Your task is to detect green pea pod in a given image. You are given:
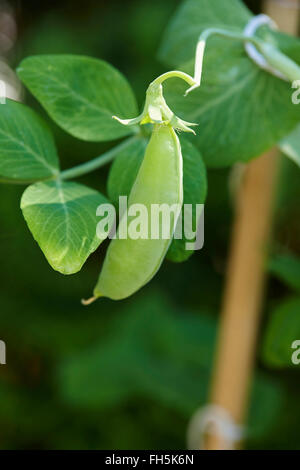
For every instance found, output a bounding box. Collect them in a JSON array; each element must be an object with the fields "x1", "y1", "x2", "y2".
[{"x1": 93, "y1": 124, "x2": 183, "y2": 301}]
